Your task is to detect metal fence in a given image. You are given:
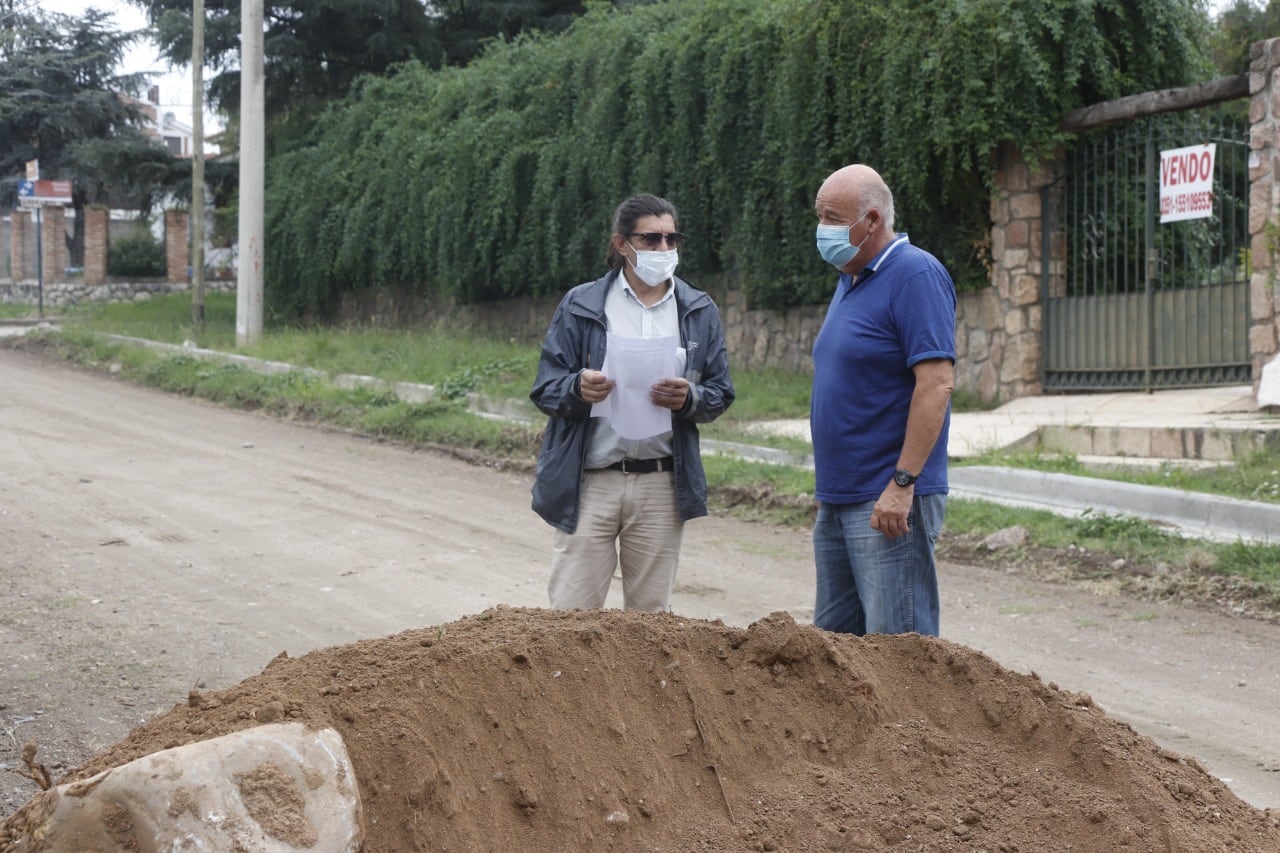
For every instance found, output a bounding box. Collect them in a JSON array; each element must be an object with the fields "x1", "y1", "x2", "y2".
[{"x1": 1042, "y1": 112, "x2": 1251, "y2": 391}]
